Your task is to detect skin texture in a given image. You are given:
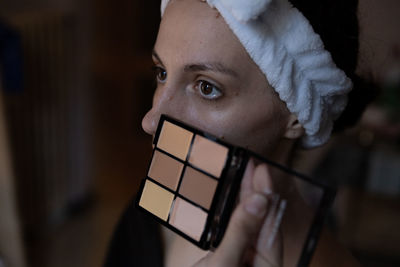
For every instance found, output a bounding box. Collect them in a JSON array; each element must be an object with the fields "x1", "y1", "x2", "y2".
[
  {"x1": 141, "y1": 0, "x2": 304, "y2": 159},
  {"x1": 141, "y1": 0, "x2": 360, "y2": 266}
]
